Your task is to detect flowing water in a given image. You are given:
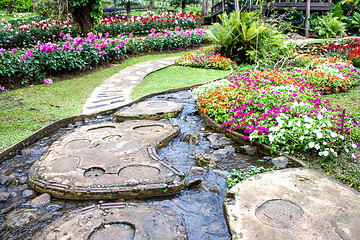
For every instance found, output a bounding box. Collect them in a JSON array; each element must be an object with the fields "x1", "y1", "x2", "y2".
[{"x1": 0, "y1": 90, "x2": 267, "y2": 240}]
